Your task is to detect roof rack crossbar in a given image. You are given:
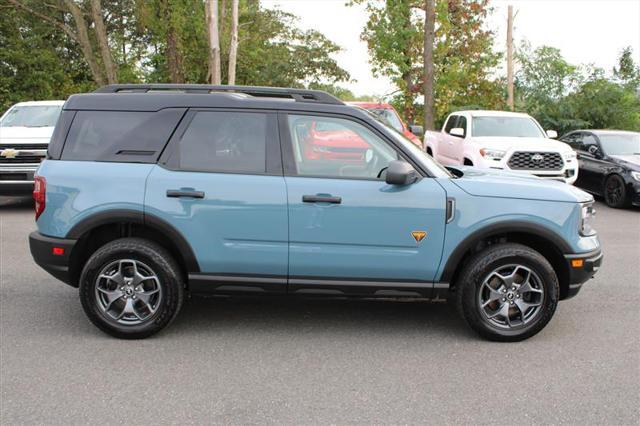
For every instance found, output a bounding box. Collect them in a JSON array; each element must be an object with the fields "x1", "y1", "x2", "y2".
[{"x1": 94, "y1": 84, "x2": 343, "y2": 105}]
